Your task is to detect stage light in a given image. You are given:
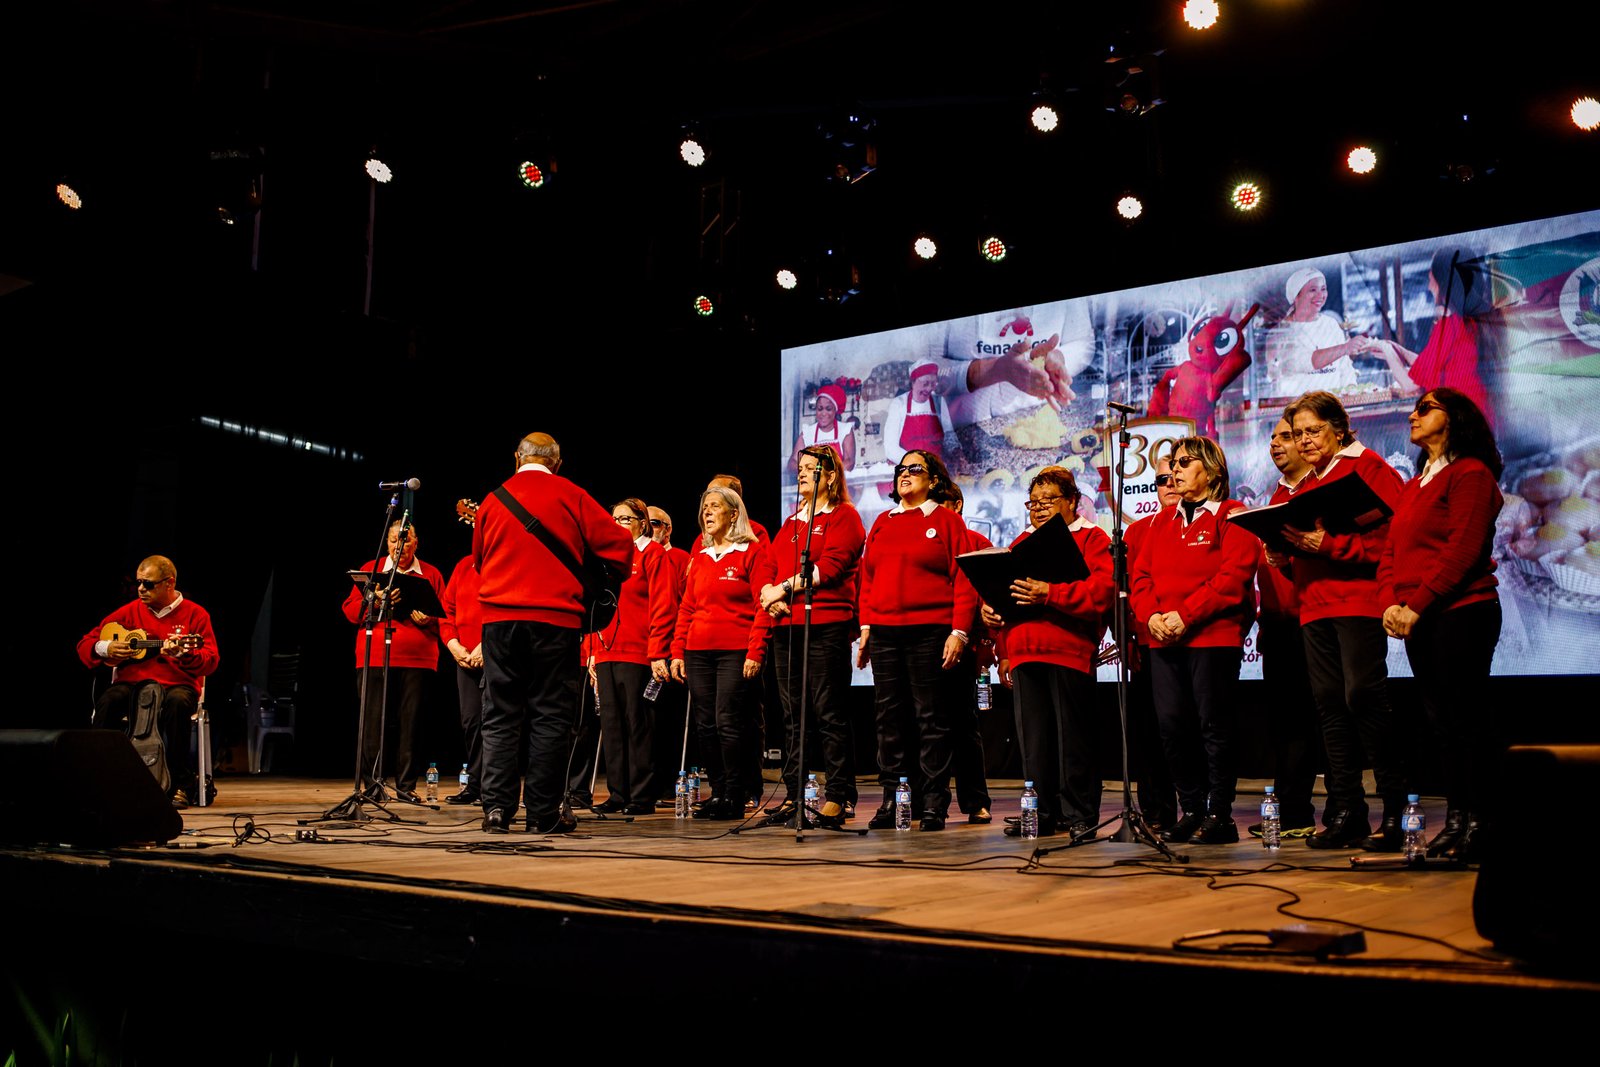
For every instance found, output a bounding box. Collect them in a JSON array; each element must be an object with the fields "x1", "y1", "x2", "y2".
[
  {"x1": 1573, "y1": 96, "x2": 1600, "y2": 131},
  {"x1": 1230, "y1": 181, "x2": 1262, "y2": 211},
  {"x1": 1347, "y1": 146, "x2": 1378, "y2": 174},
  {"x1": 913, "y1": 236, "x2": 938, "y2": 260},
  {"x1": 693, "y1": 294, "x2": 714, "y2": 316},
  {"x1": 1182, "y1": 1, "x2": 1220, "y2": 30},
  {"x1": 980, "y1": 236, "x2": 1008, "y2": 262},
  {"x1": 1116, "y1": 195, "x2": 1143, "y2": 220},
  {"x1": 55, "y1": 182, "x2": 82, "y2": 209},
  {"x1": 679, "y1": 136, "x2": 706, "y2": 167},
  {"x1": 1030, "y1": 104, "x2": 1059, "y2": 133},
  {"x1": 519, "y1": 161, "x2": 546, "y2": 188},
  {"x1": 365, "y1": 157, "x2": 393, "y2": 183},
  {"x1": 776, "y1": 269, "x2": 798, "y2": 290}
]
